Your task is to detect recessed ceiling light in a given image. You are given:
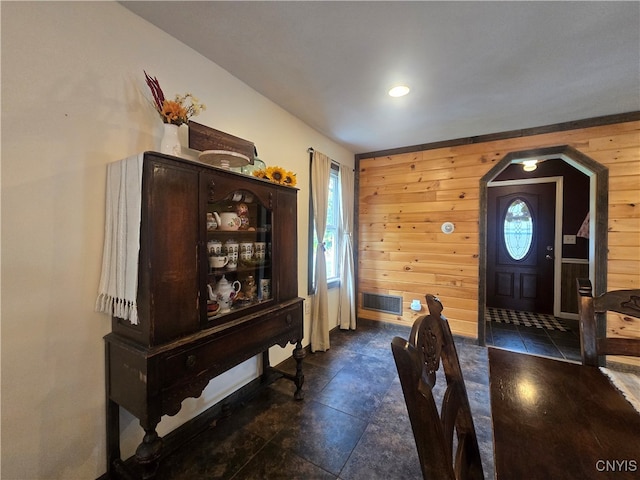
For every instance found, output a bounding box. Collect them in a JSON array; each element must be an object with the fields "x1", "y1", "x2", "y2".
[
  {"x1": 388, "y1": 85, "x2": 410, "y2": 97},
  {"x1": 522, "y1": 160, "x2": 538, "y2": 172}
]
